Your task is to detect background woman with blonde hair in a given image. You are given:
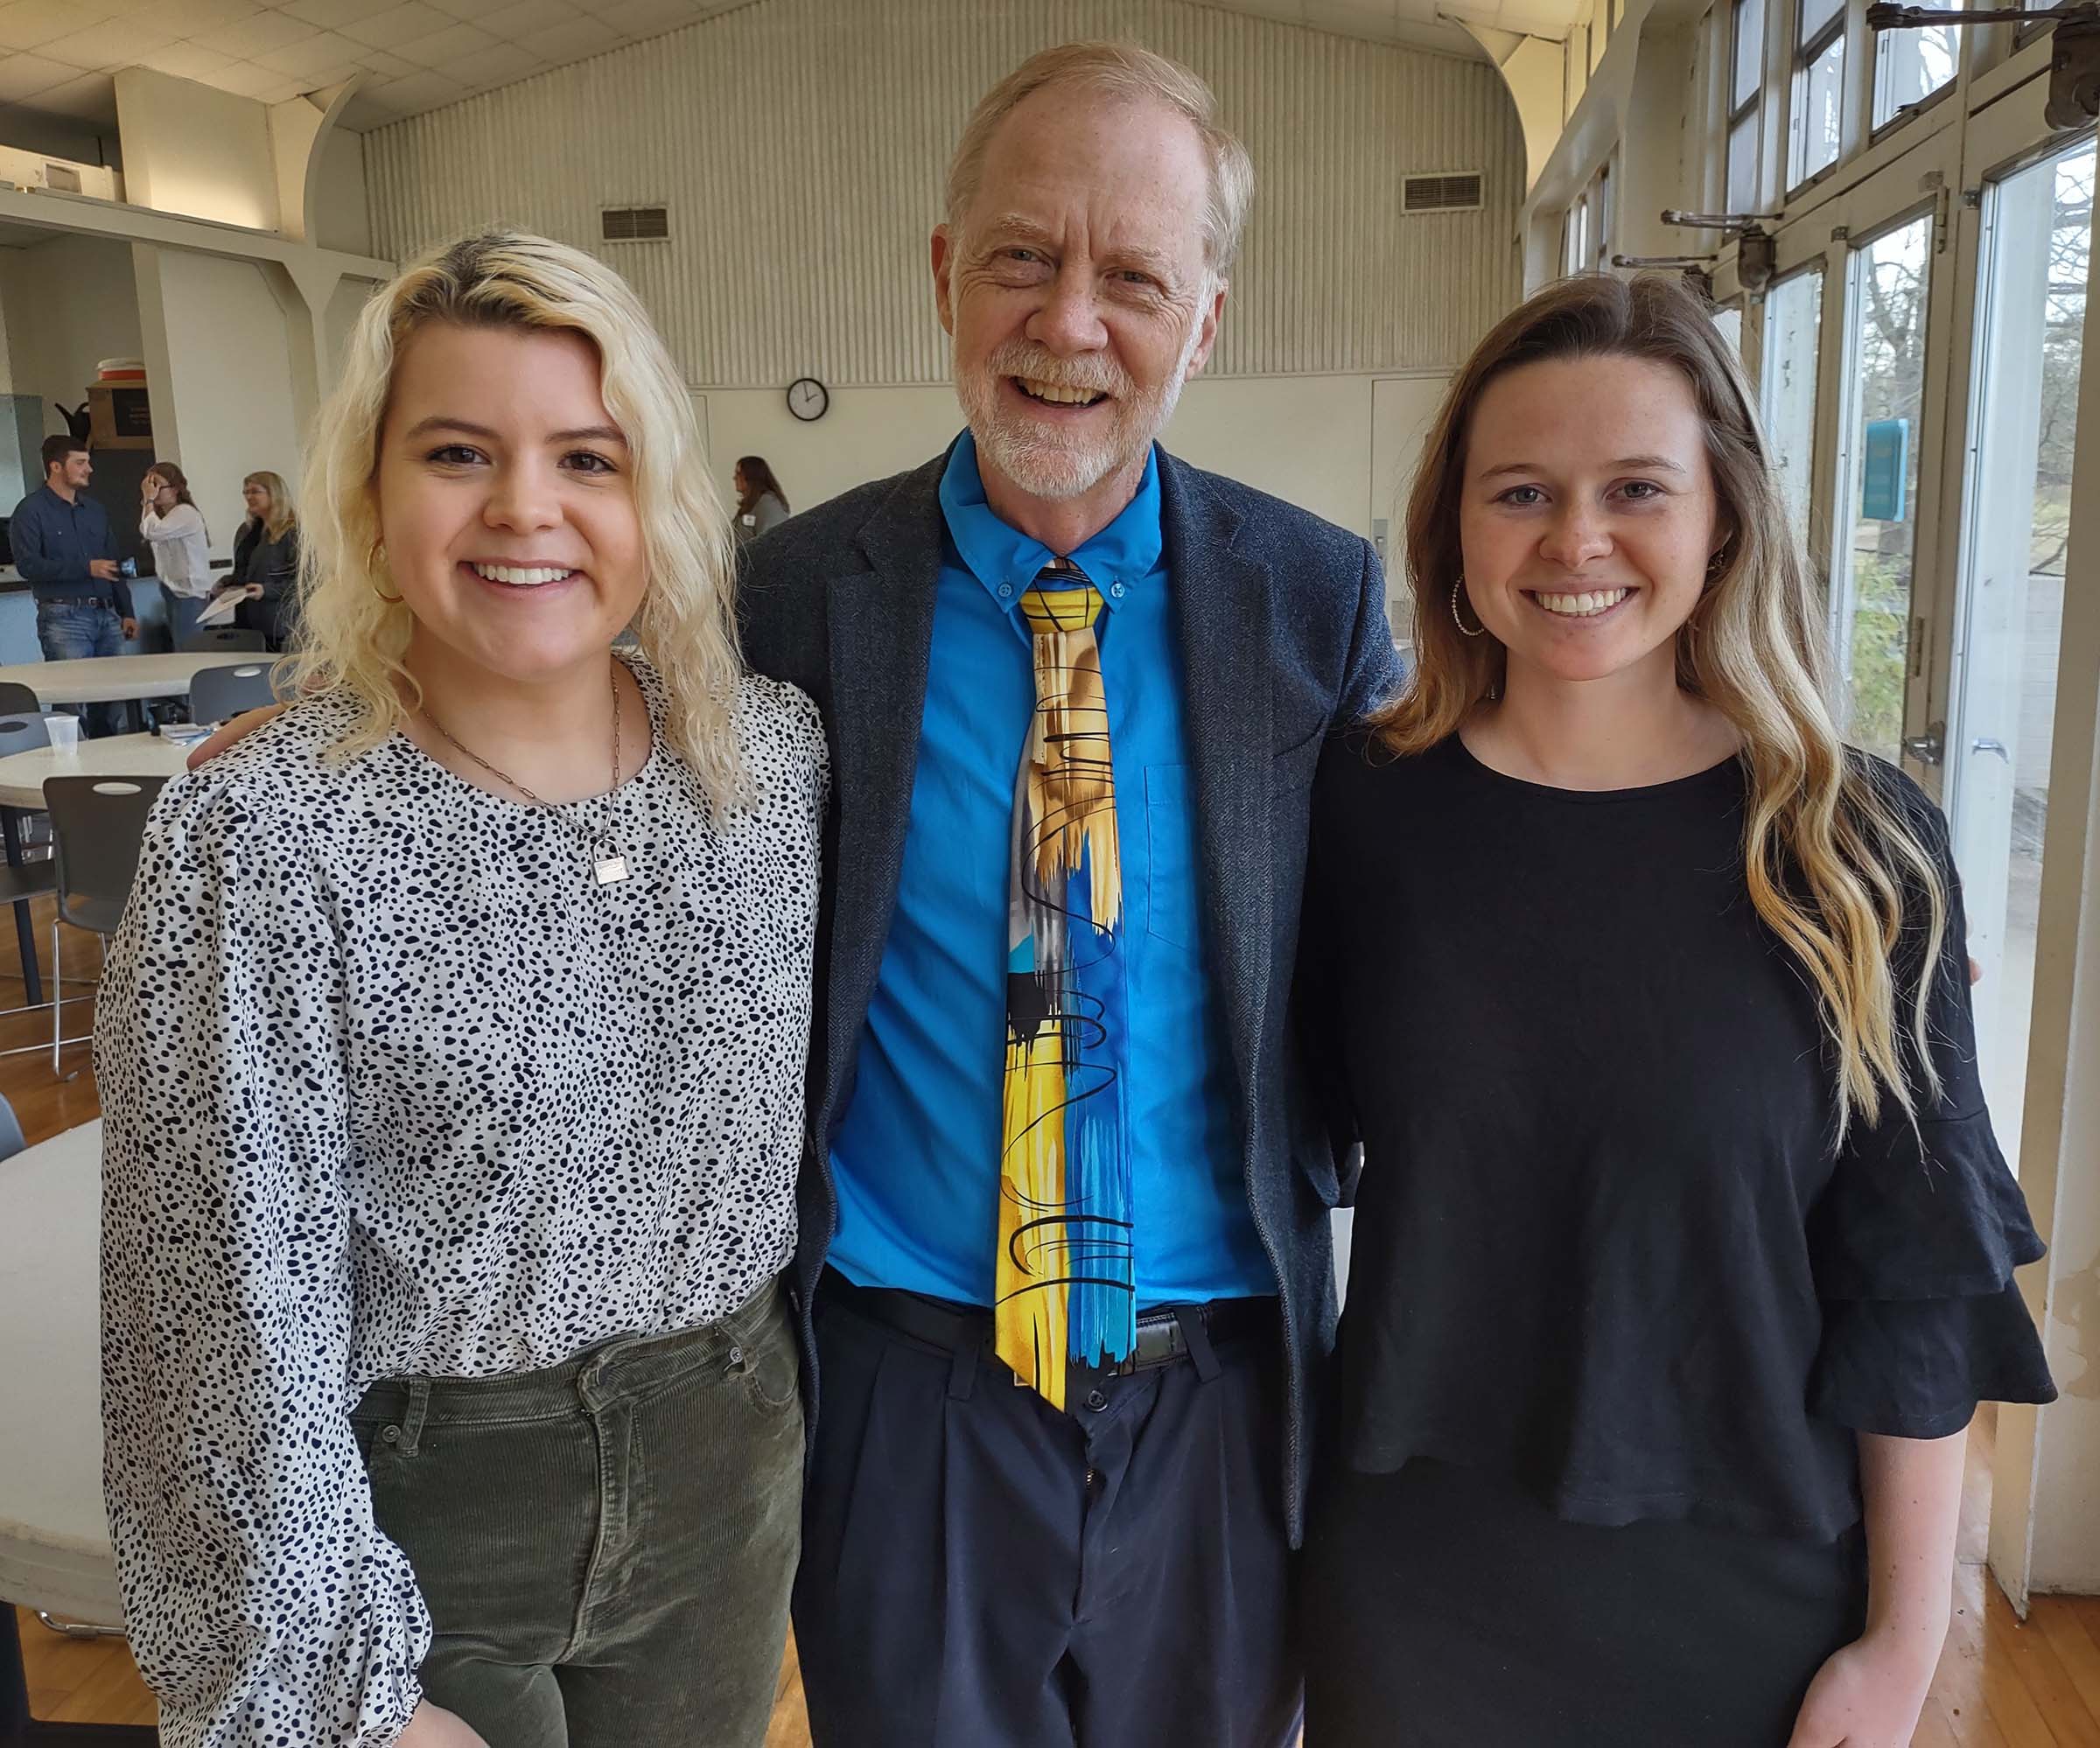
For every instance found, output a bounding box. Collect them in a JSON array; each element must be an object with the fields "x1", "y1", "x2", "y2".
[
  {"x1": 1297, "y1": 272, "x2": 2053, "y2": 1745},
  {"x1": 97, "y1": 231, "x2": 824, "y2": 1748},
  {"x1": 215, "y1": 468, "x2": 301, "y2": 649}
]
